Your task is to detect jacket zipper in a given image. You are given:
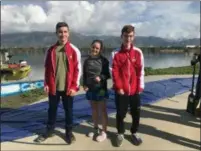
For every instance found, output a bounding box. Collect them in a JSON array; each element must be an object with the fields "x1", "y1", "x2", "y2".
[
  {"x1": 52, "y1": 55, "x2": 56, "y2": 77},
  {"x1": 51, "y1": 49, "x2": 56, "y2": 94},
  {"x1": 128, "y1": 53, "x2": 131, "y2": 95},
  {"x1": 65, "y1": 52, "x2": 69, "y2": 91}
]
